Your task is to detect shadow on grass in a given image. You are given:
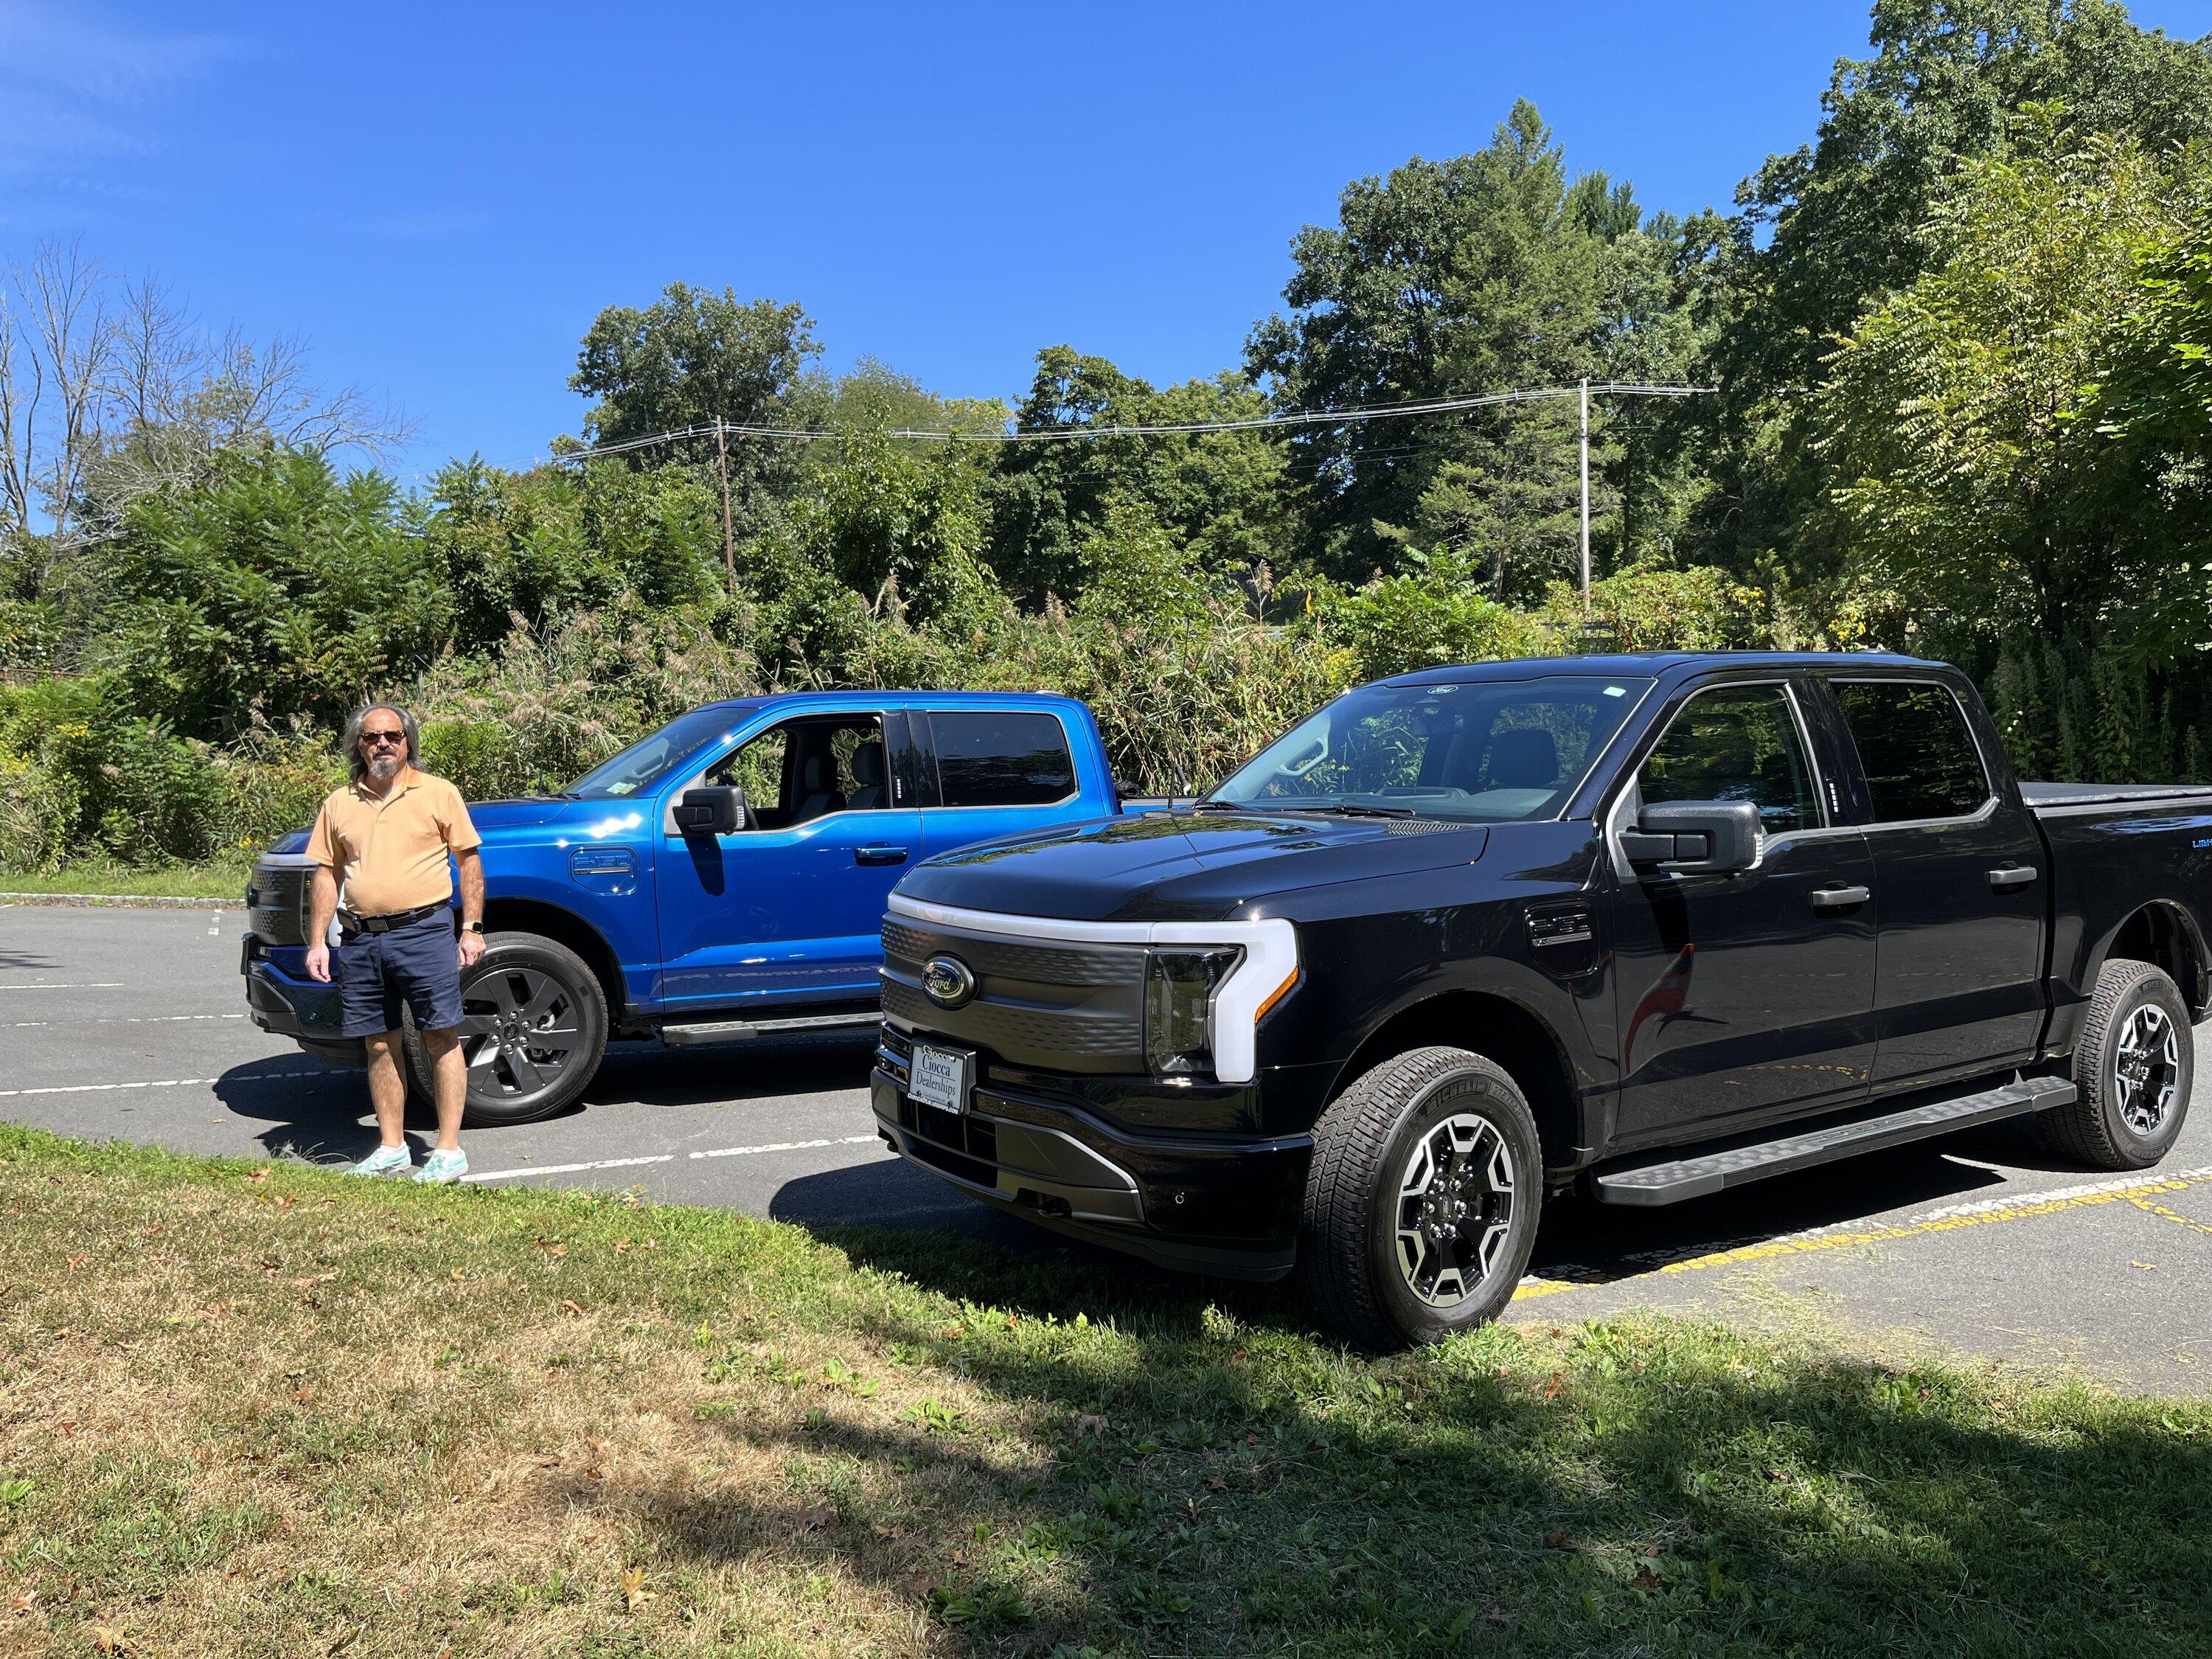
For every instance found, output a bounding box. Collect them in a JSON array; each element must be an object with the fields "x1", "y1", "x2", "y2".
[{"x1": 627, "y1": 1208, "x2": 2212, "y2": 1655}]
